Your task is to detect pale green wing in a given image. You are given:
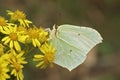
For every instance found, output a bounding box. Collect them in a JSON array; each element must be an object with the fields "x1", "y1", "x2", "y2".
[
  {"x1": 51, "y1": 24, "x2": 103, "y2": 71},
  {"x1": 52, "y1": 38, "x2": 86, "y2": 71}
]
